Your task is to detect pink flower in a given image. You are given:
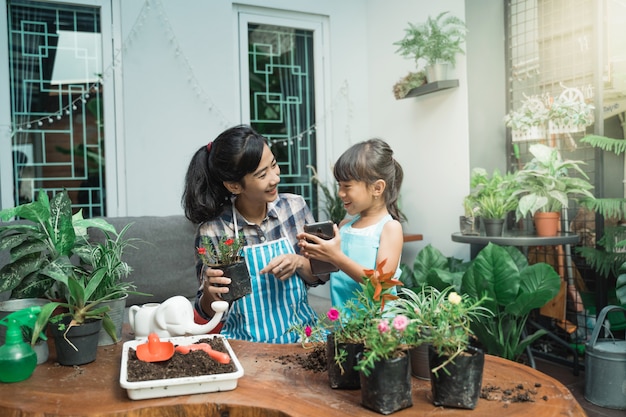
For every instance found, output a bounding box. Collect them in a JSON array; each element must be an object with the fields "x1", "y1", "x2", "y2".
[
  {"x1": 377, "y1": 319, "x2": 390, "y2": 333},
  {"x1": 392, "y1": 315, "x2": 409, "y2": 332},
  {"x1": 327, "y1": 308, "x2": 340, "y2": 321},
  {"x1": 305, "y1": 326, "x2": 312, "y2": 337}
]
